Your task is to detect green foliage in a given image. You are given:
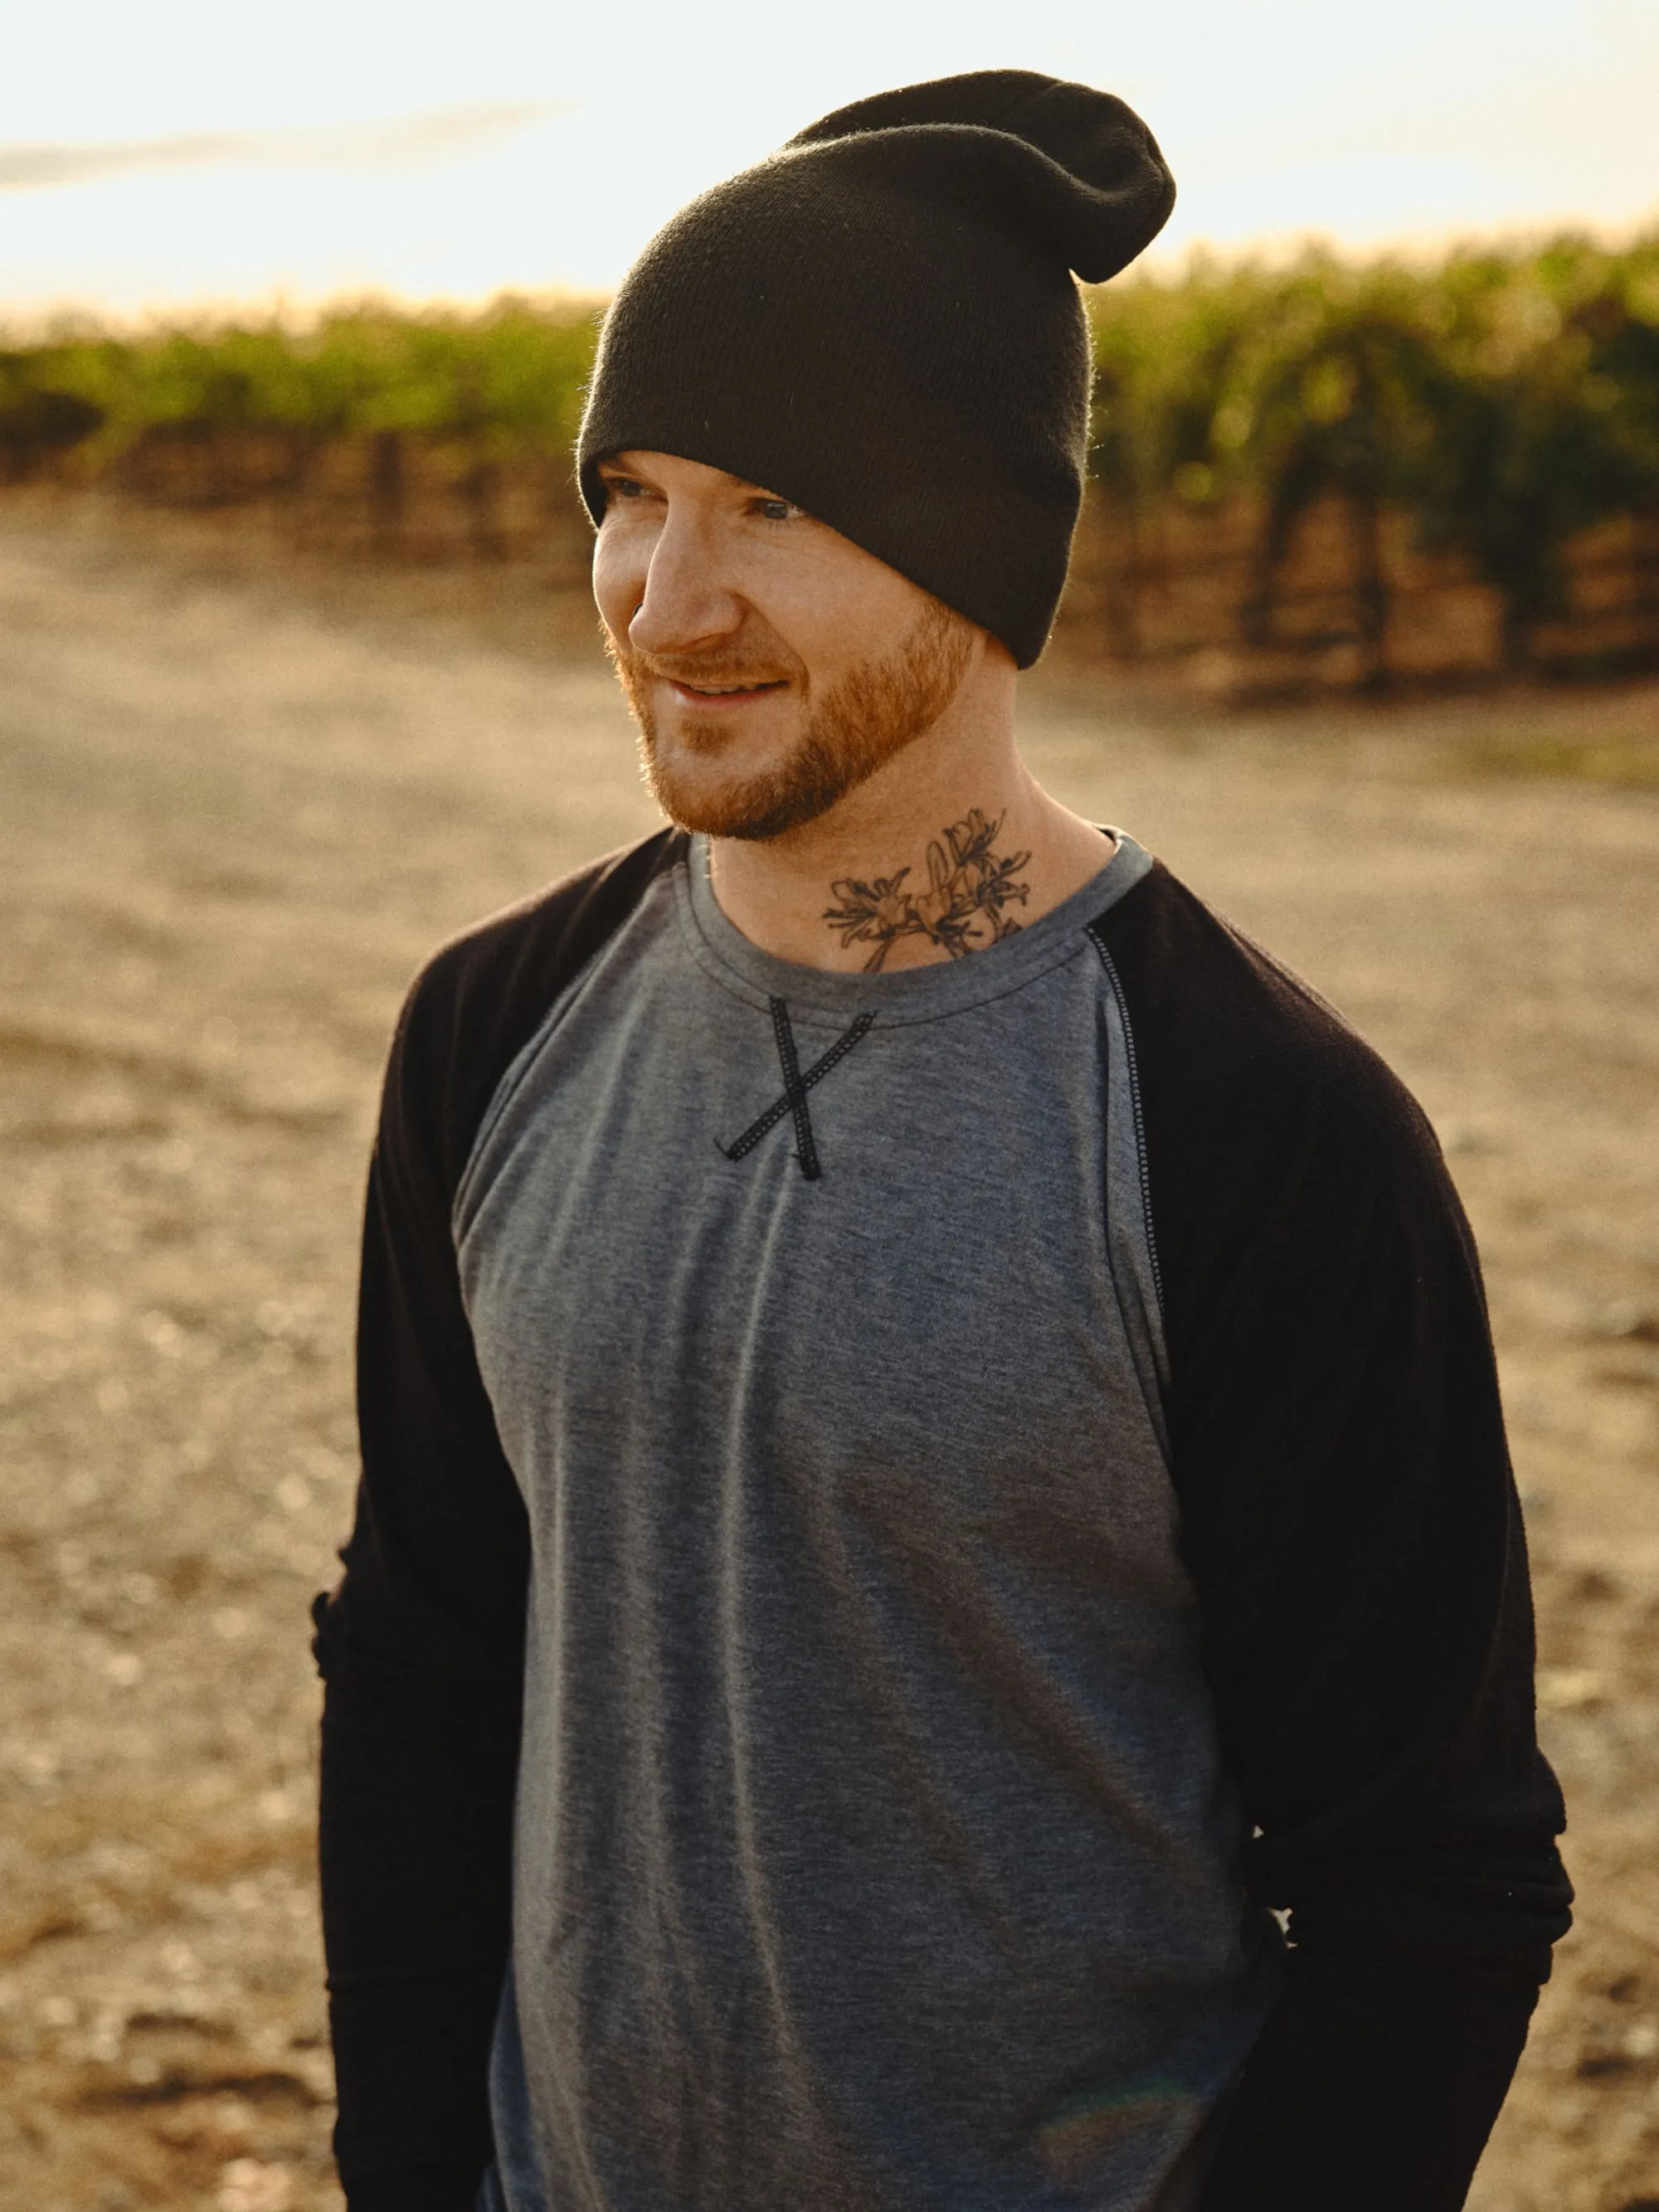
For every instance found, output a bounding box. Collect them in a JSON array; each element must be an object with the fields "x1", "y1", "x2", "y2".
[
  {"x1": 2, "y1": 238, "x2": 1656, "y2": 661},
  {"x1": 1085, "y1": 231, "x2": 1659, "y2": 664},
  {"x1": 0, "y1": 352, "x2": 104, "y2": 476},
  {"x1": 0, "y1": 296, "x2": 603, "y2": 469}
]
